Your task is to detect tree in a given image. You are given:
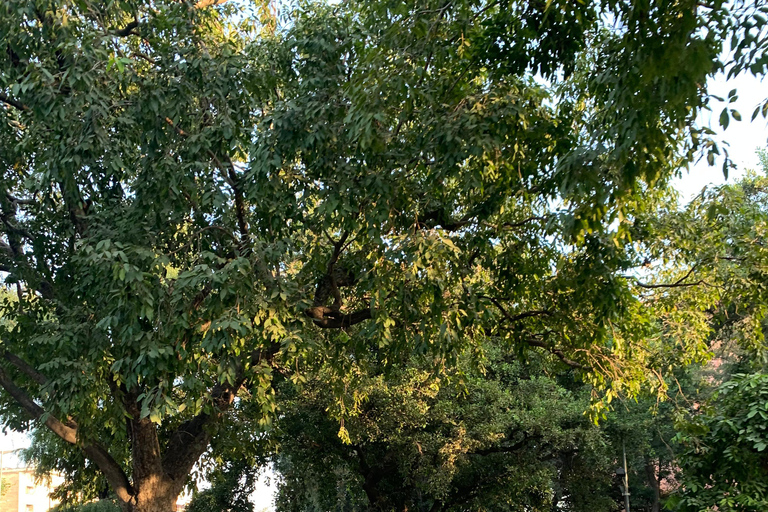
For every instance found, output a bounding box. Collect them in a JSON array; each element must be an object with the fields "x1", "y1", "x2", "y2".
[
  {"x1": 650, "y1": 158, "x2": 768, "y2": 512},
  {"x1": 185, "y1": 458, "x2": 259, "y2": 512},
  {"x1": 272, "y1": 348, "x2": 616, "y2": 512},
  {"x1": 1, "y1": 1, "x2": 765, "y2": 511},
  {"x1": 674, "y1": 373, "x2": 768, "y2": 512}
]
